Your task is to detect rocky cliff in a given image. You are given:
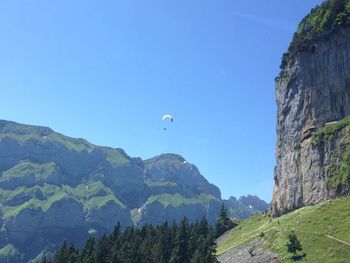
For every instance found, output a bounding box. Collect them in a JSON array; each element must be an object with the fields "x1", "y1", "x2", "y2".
[
  {"x1": 0, "y1": 120, "x2": 221, "y2": 262},
  {"x1": 272, "y1": 1, "x2": 350, "y2": 216}
]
